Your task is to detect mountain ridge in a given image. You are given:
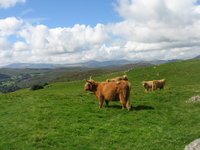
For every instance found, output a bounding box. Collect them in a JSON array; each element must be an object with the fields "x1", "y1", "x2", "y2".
[{"x1": 2, "y1": 59, "x2": 181, "y2": 69}]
